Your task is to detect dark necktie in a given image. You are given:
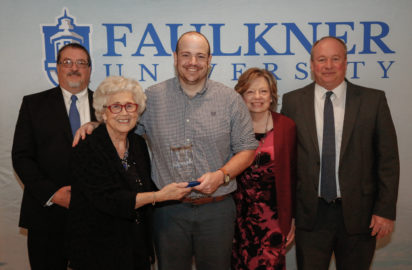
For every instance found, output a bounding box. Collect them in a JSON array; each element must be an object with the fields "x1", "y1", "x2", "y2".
[
  {"x1": 69, "y1": 95, "x2": 80, "y2": 137},
  {"x1": 321, "y1": 91, "x2": 337, "y2": 202}
]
